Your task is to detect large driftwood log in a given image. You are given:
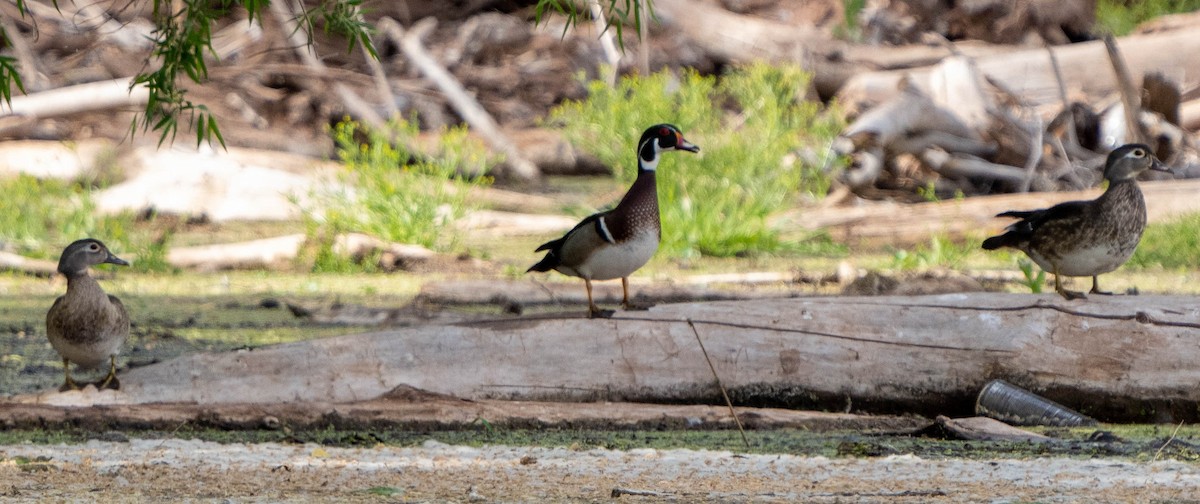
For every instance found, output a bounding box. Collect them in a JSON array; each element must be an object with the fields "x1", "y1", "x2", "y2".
[{"x1": 58, "y1": 294, "x2": 1200, "y2": 423}]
